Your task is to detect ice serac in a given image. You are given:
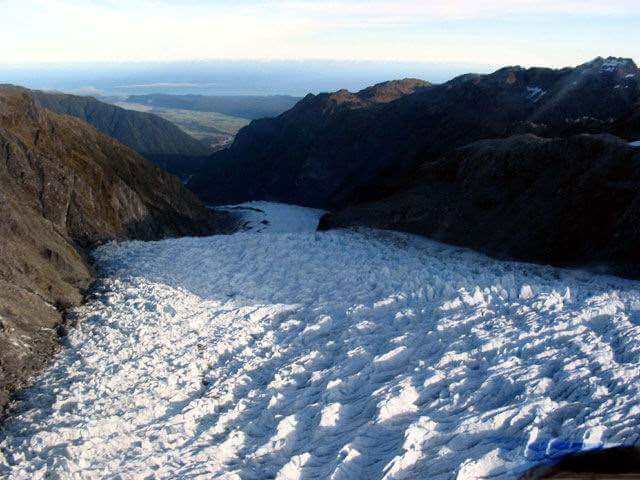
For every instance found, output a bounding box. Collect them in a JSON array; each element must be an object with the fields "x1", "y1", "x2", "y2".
[
  {"x1": 190, "y1": 58, "x2": 639, "y2": 209},
  {"x1": 0, "y1": 85, "x2": 236, "y2": 414},
  {"x1": 320, "y1": 133, "x2": 640, "y2": 278},
  {"x1": 30, "y1": 89, "x2": 211, "y2": 178}
]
